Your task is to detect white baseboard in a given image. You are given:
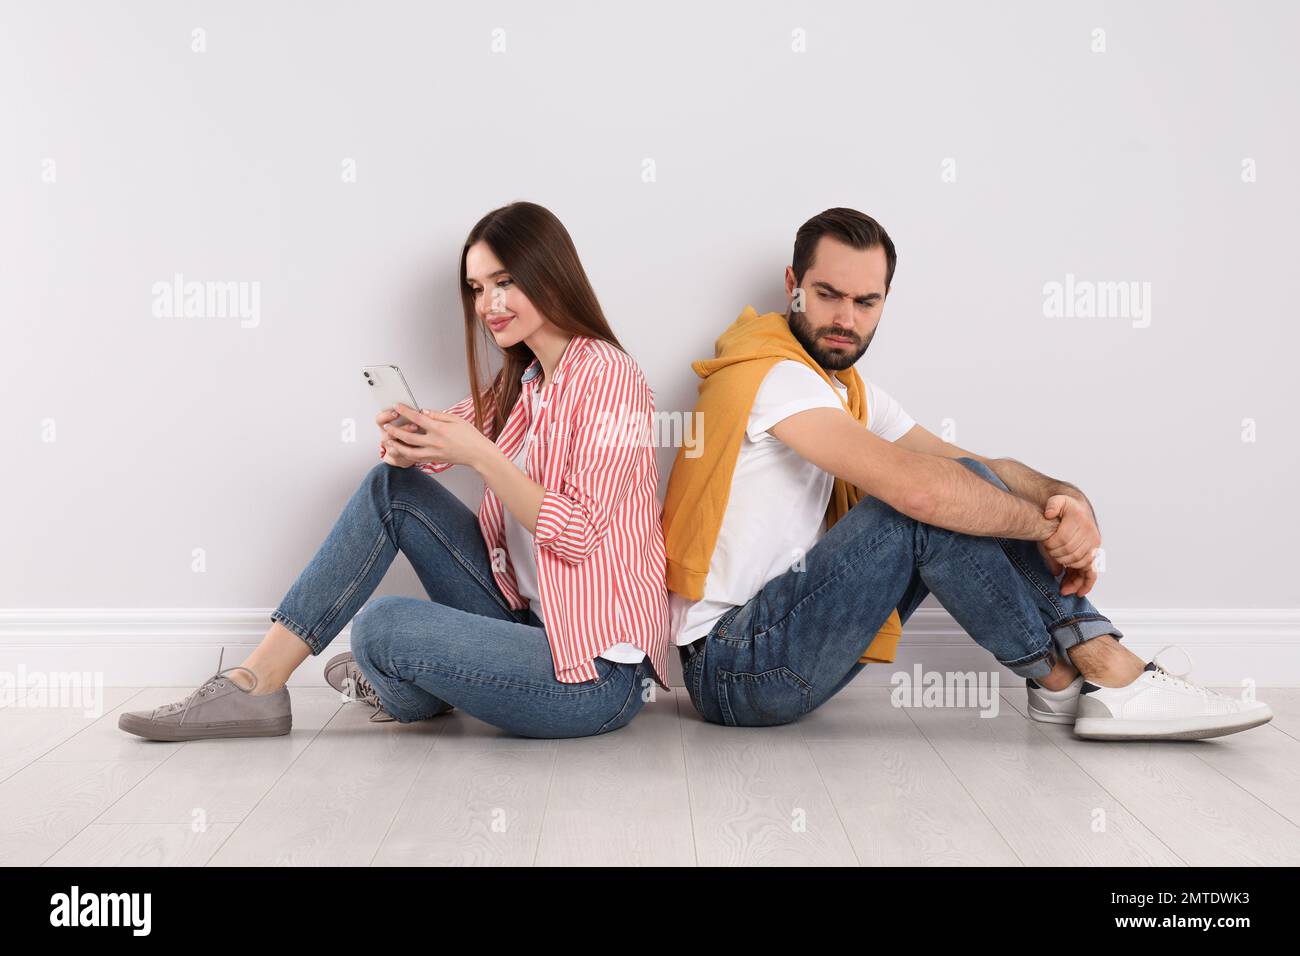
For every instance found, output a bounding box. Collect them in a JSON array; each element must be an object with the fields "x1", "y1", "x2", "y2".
[{"x1": 0, "y1": 607, "x2": 1297, "y2": 688}]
